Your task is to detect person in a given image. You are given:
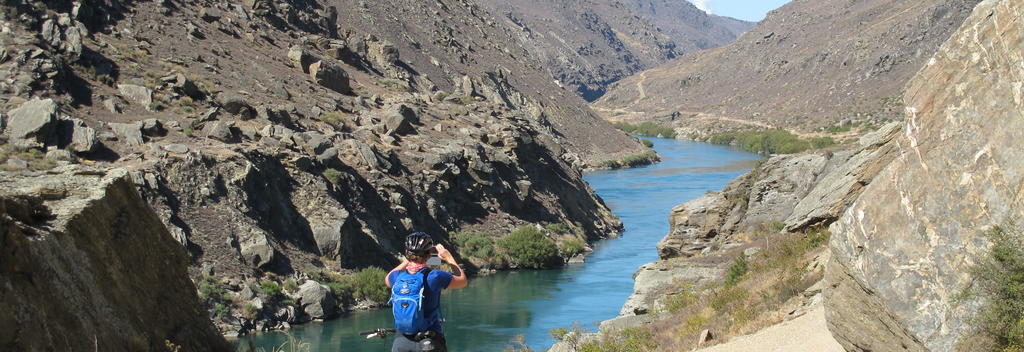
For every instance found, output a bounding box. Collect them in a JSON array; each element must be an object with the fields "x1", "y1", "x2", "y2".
[{"x1": 386, "y1": 232, "x2": 468, "y2": 352}]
